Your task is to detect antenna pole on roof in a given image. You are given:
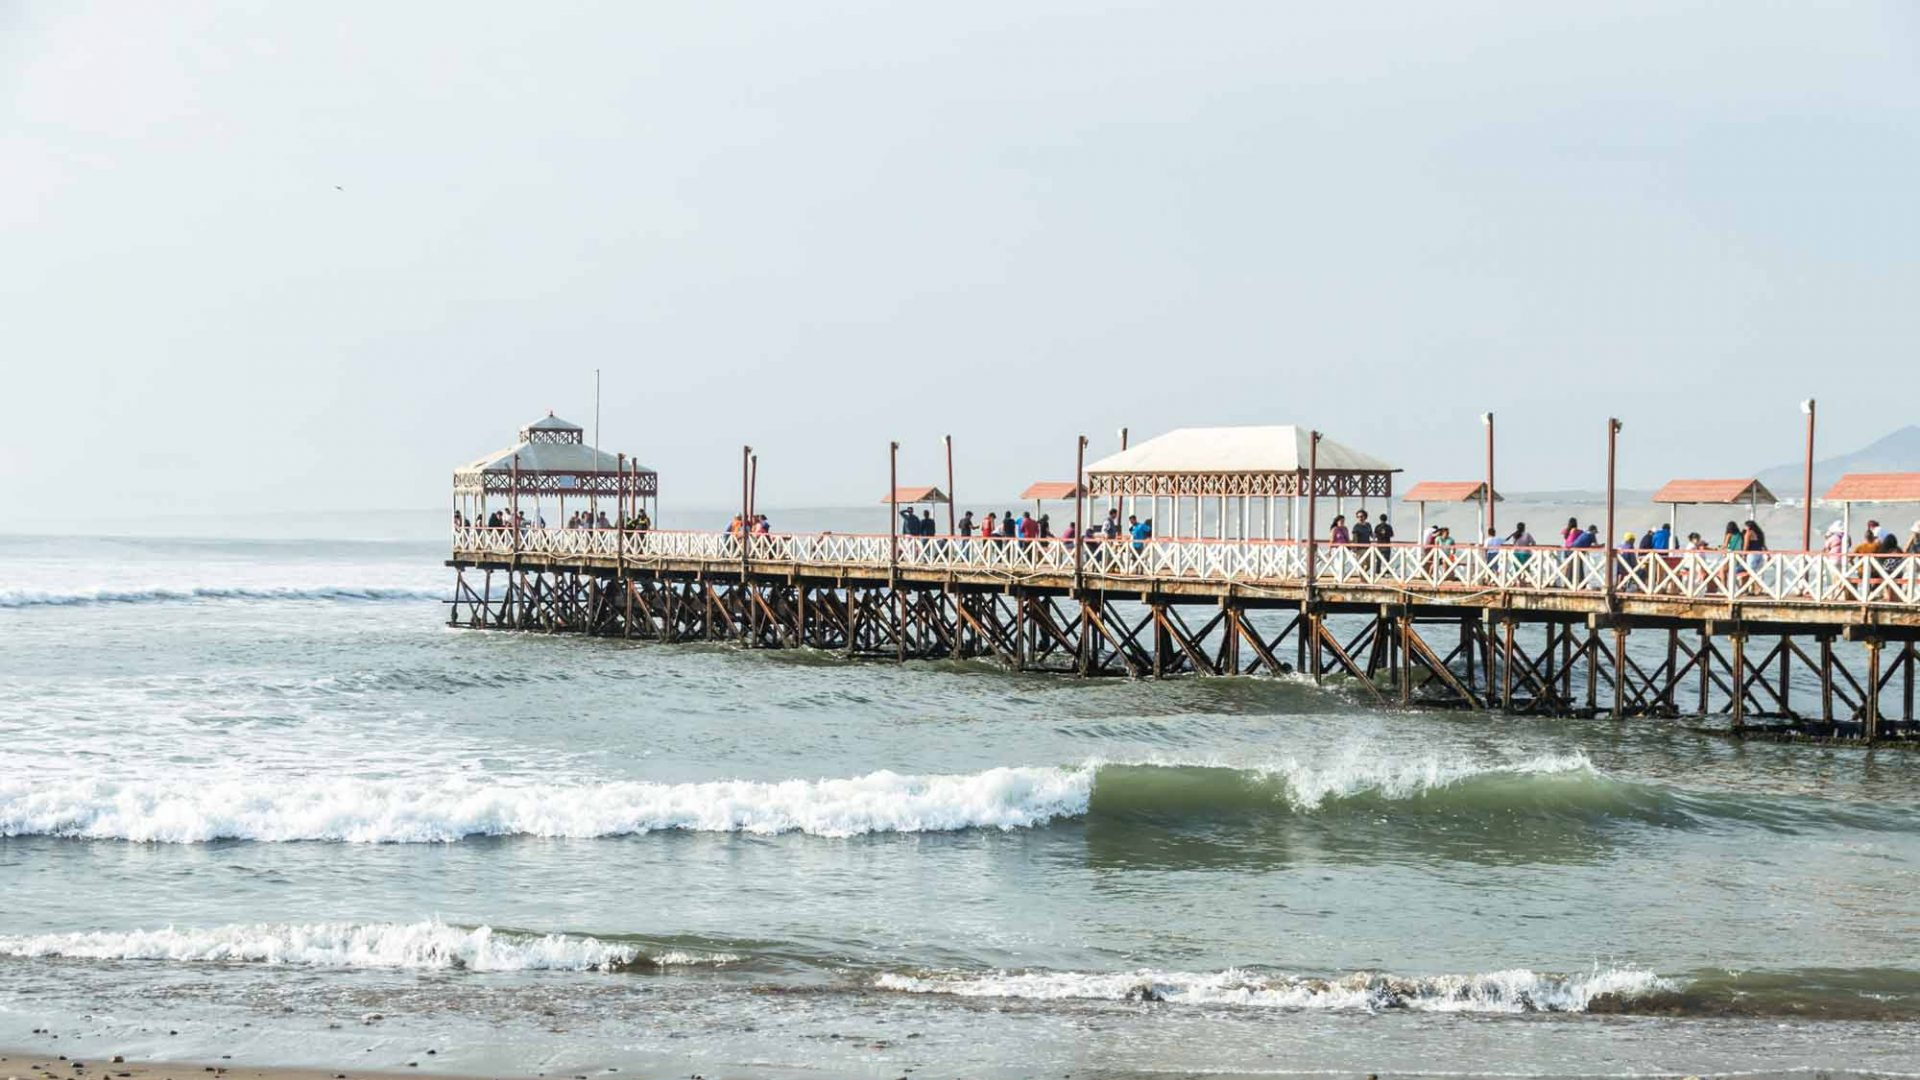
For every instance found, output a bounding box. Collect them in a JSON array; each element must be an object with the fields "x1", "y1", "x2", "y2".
[{"x1": 594, "y1": 368, "x2": 602, "y2": 455}]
